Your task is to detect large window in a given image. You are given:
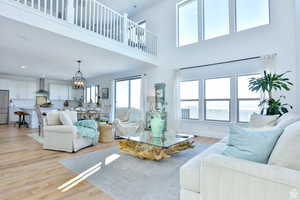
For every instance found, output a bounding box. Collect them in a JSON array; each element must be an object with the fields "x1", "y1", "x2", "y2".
[
  {"x1": 176, "y1": 0, "x2": 270, "y2": 45},
  {"x1": 205, "y1": 78, "x2": 231, "y2": 121},
  {"x1": 115, "y1": 77, "x2": 141, "y2": 109},
  {"x1": 204, "y1": 0, "x2": 229, "y2": 40},
  {"x1": 237, "y1": 75, "x2": 261, "y2": 122},
  {"x1": 180, "y1": 81, "x2": 199, "y2": 119},
  {"x1": 177, "y1": 0, "x2": 198, "y2": 46},
  {"x1": 236, "y1": 0, "x2": 270, "y2": 32},
  {"x1": 86, "y1": 85, "x2": 99, "y2": 103}
]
